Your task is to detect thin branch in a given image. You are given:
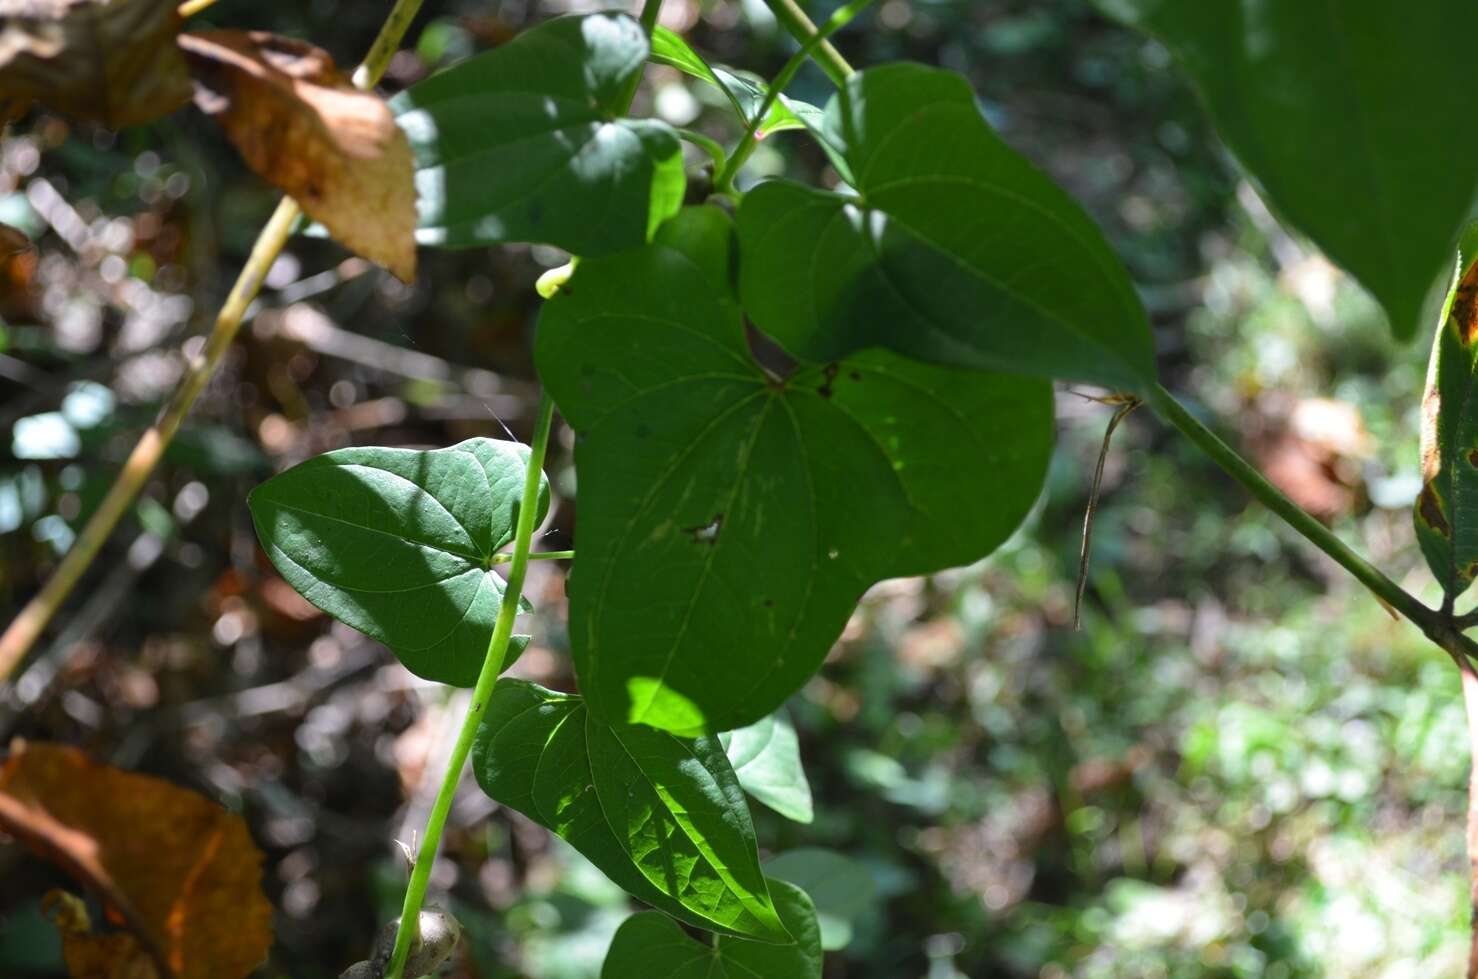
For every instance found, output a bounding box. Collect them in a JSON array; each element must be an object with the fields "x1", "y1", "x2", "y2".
[
  {"x1": 1075, "y1": 397, "x2": 1139, "y2": 629},
  {"x1": 1145, "y1": 383, "x2": 1478, "y2": 663},
  {"x1": 761, "y1": 0, "x2": 854, "y2": 86},
  {"x1": 0, "y1": 0, "x2": 430, "y2": 681}
]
